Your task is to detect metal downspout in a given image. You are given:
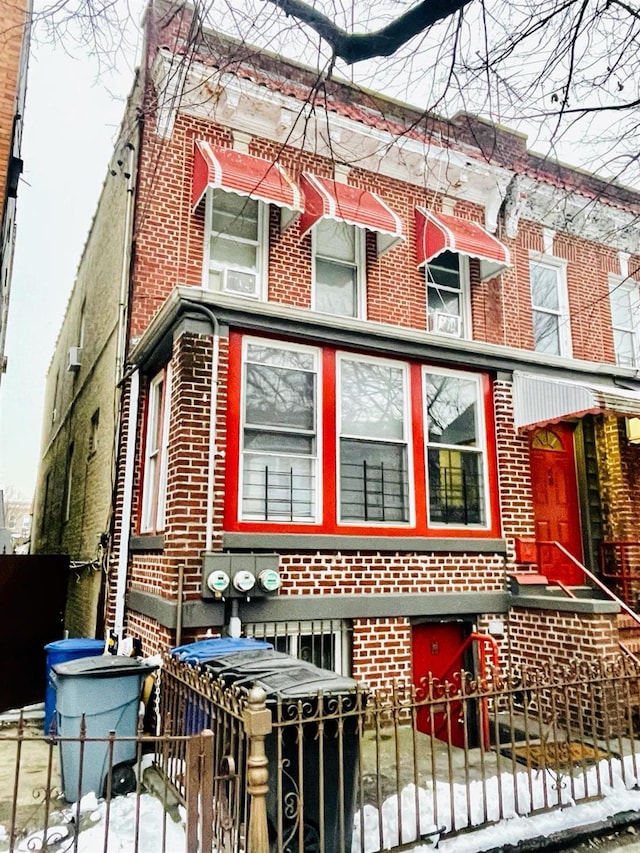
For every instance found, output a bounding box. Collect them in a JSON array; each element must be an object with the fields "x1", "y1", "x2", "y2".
[{"x1": 114, "y1": 368, "x2": 139, "y2": 637}]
